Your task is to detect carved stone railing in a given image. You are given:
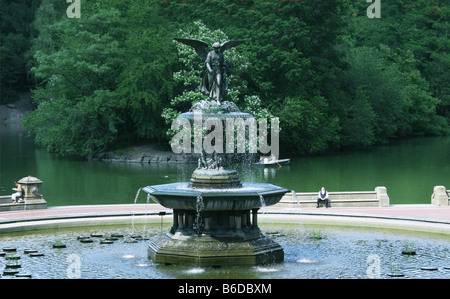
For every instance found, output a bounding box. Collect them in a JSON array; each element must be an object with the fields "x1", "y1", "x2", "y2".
[{"x1": 276, "y1": 187, "x2": 390, "y2": 208}]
